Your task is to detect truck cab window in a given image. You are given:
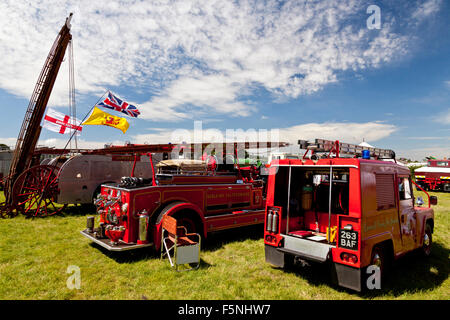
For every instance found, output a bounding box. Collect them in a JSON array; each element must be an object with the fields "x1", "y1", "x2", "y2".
[{"x1": 399, "y1": 177, "x2": 412, "y2": 201}]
